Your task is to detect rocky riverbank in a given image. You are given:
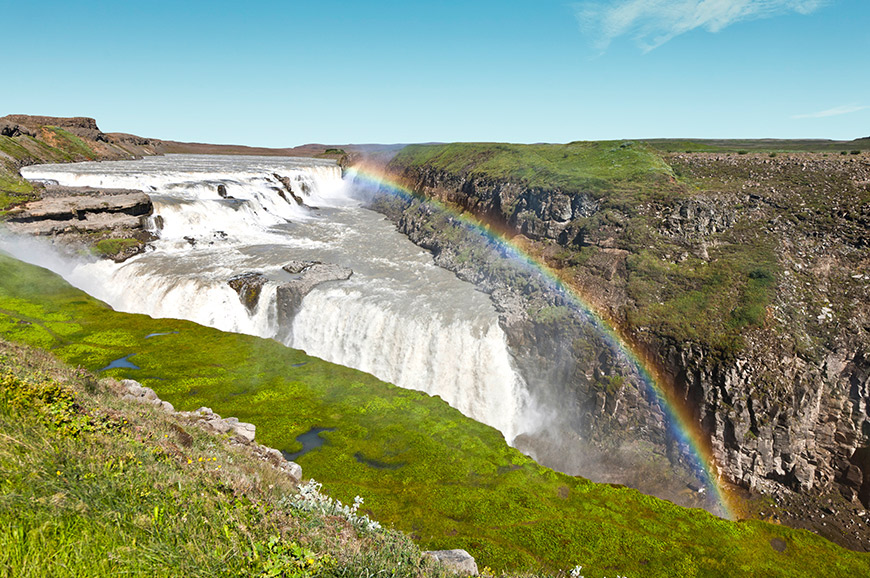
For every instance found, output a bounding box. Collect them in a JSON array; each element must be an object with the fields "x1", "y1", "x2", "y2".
[{"x1": 4, "y1": 184, "x2": 155, "y2": 261}]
